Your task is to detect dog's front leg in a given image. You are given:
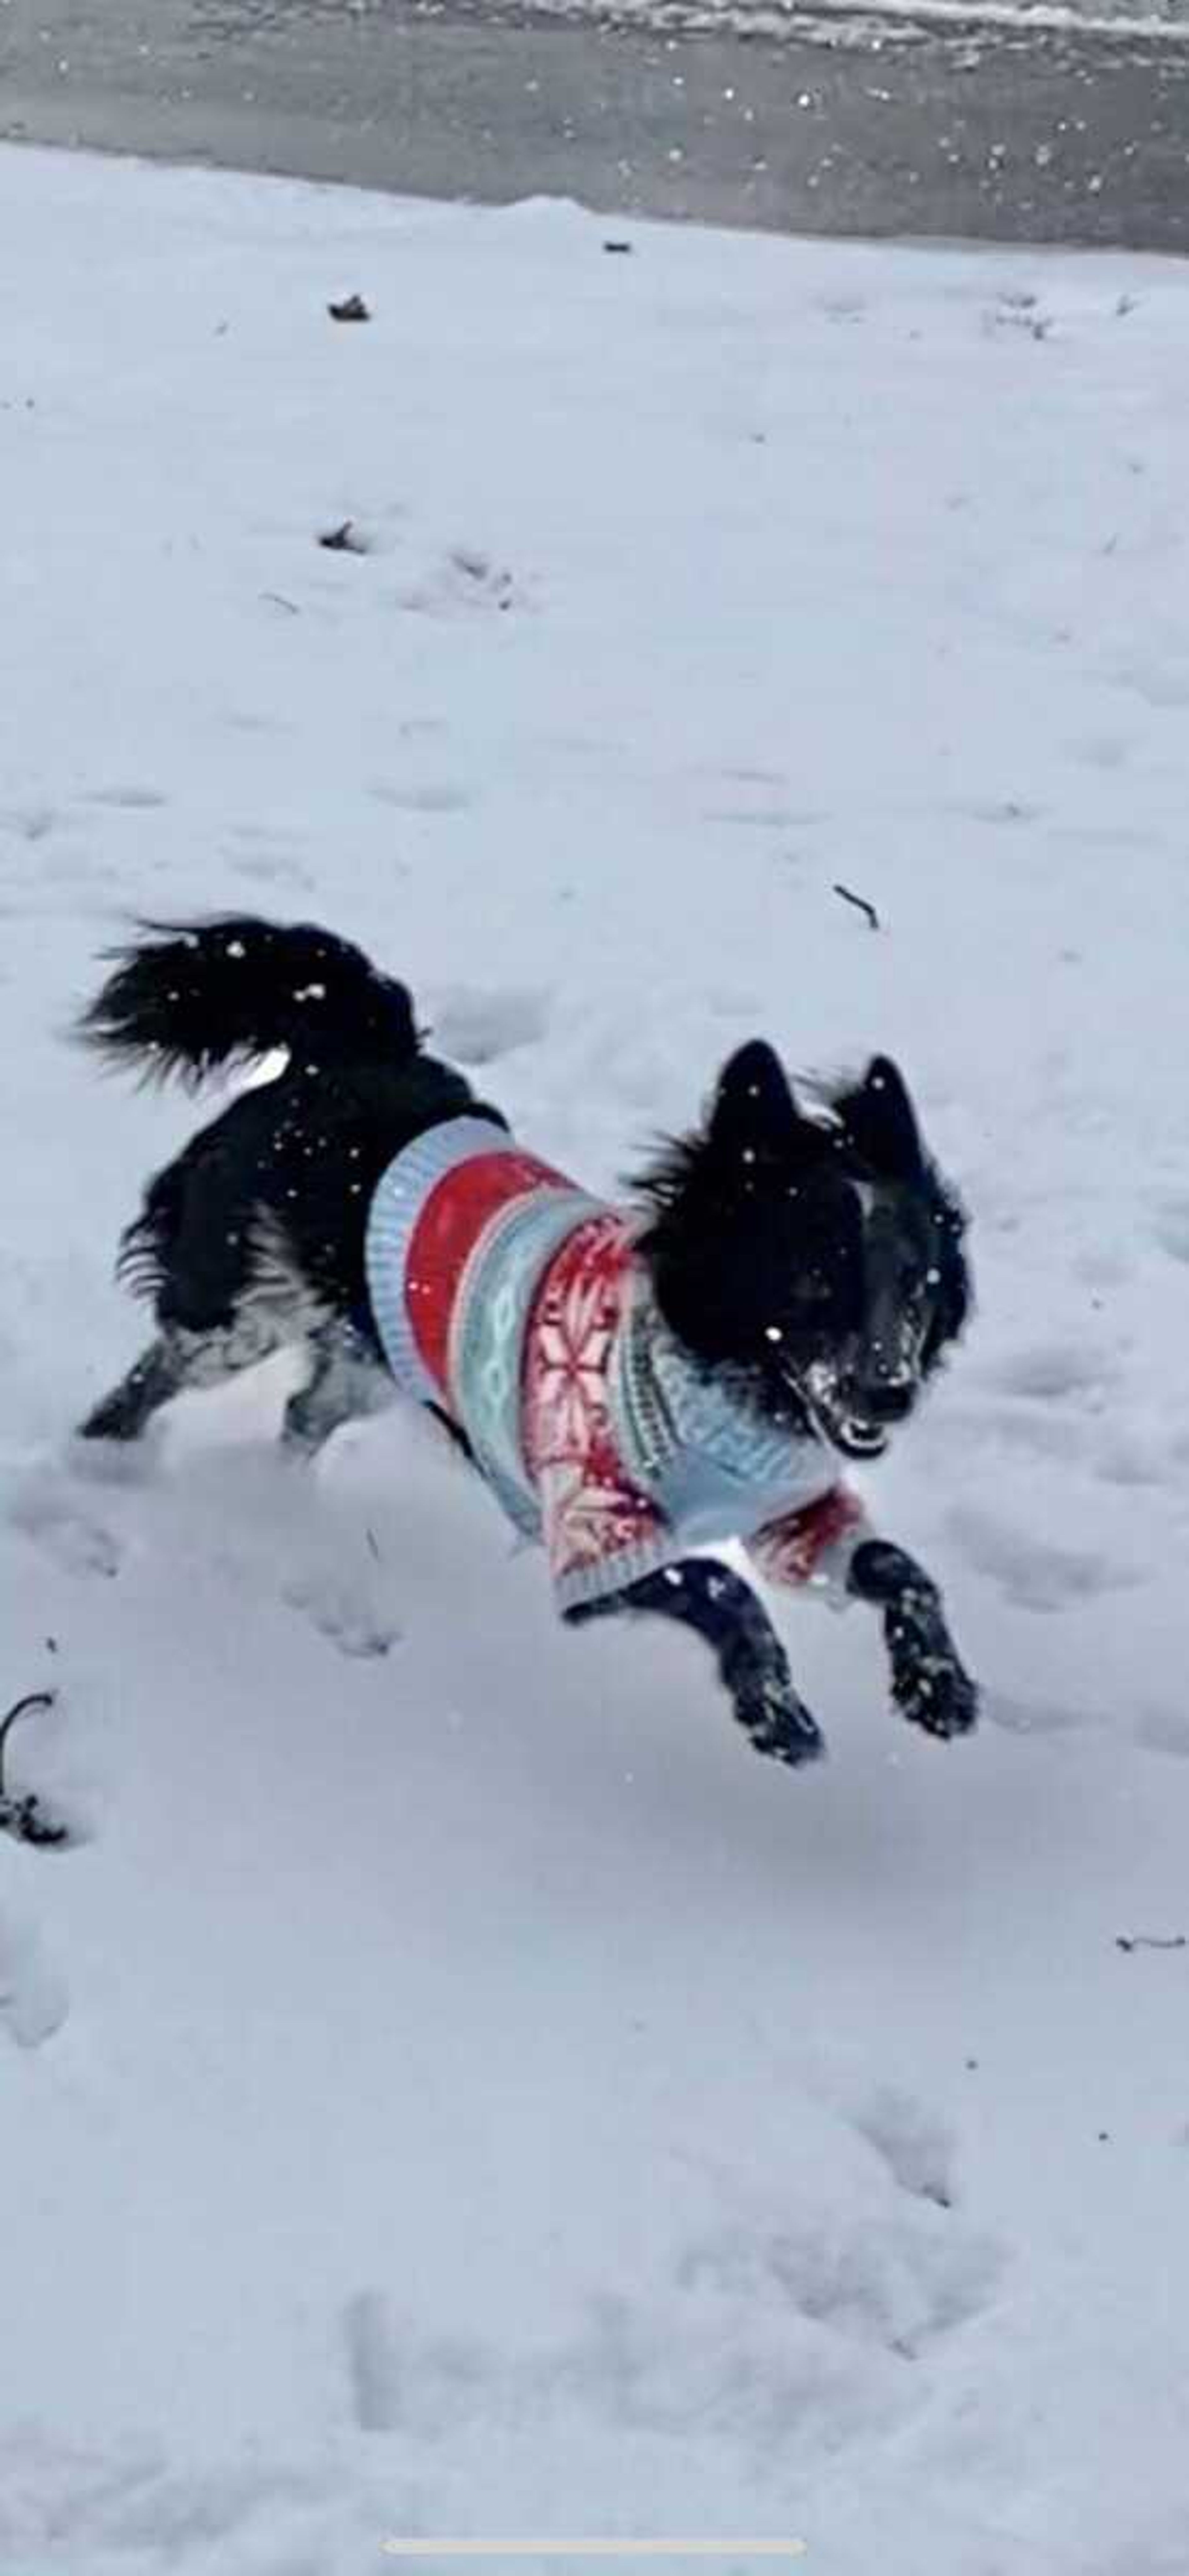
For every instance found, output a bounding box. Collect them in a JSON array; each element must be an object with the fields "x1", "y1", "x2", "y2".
[
  {"x1": 847, "y1": 1539, "x2": 978, "y2": 1741},
  {"x1": 568, "y1": 1559, "x2": 825, "y2": 1767}
]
